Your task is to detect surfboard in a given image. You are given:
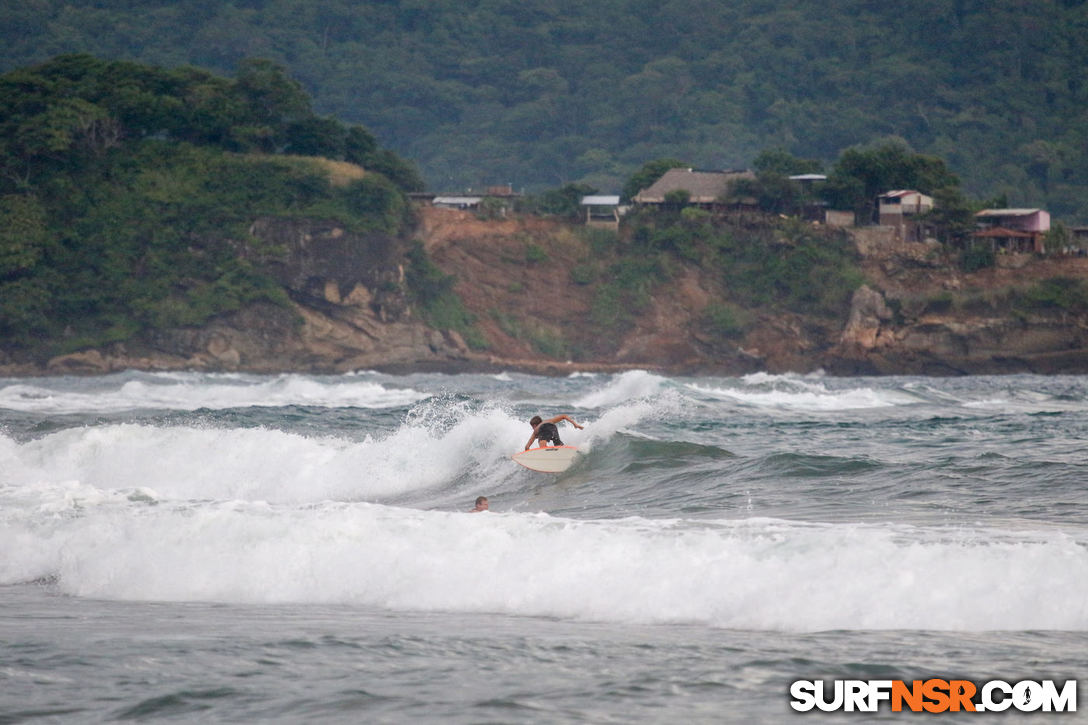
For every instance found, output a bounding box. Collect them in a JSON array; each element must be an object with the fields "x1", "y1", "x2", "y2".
[{"x1": 512, "y1": 445, "x2": 580, "y2": 473}]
